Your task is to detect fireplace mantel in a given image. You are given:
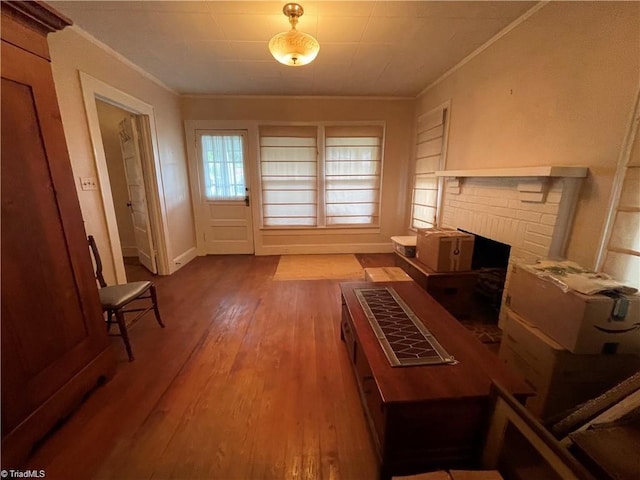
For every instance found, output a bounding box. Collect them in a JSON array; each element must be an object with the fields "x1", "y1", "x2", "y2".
[{"x1": 435, "y1": 166, "x2": 588, "y2": 178}]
